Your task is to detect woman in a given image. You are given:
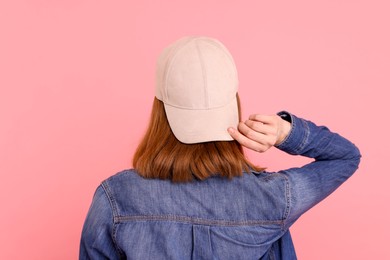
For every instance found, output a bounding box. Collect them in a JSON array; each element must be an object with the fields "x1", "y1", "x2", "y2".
[{"x1": 79, "y1": 36, "x2": 361, "y2": 259}]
